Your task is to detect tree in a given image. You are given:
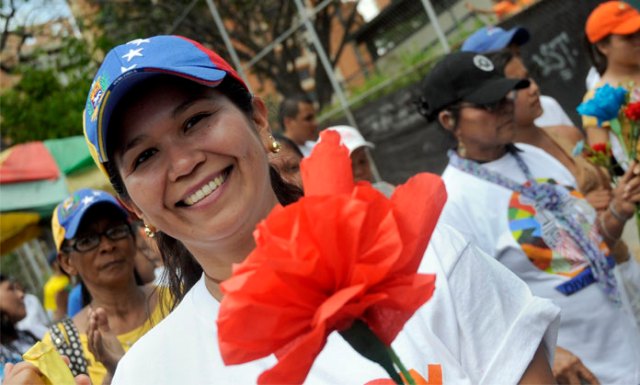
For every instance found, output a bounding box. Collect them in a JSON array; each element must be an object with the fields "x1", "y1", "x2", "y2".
[
  {"x1": 86, "y1": 0, "x2": 362, "y2": 110},
  {"x1": 1, "y1": 37, "x2": 94, "y2": 143}
]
